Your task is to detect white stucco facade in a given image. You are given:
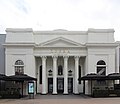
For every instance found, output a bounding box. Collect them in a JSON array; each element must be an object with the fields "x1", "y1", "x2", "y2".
[{"x1": 4, "y1": 28, "x2": 119, "y2": 95}]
